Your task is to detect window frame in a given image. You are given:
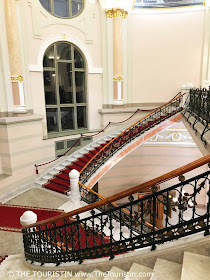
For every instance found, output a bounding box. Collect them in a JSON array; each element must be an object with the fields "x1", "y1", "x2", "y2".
[
  {"x1": 43, "y1": 42, "x2": 88, "y2": 138},
  {"x1": 39, "y1": 0, "x2": 84, "y2": 19}
]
